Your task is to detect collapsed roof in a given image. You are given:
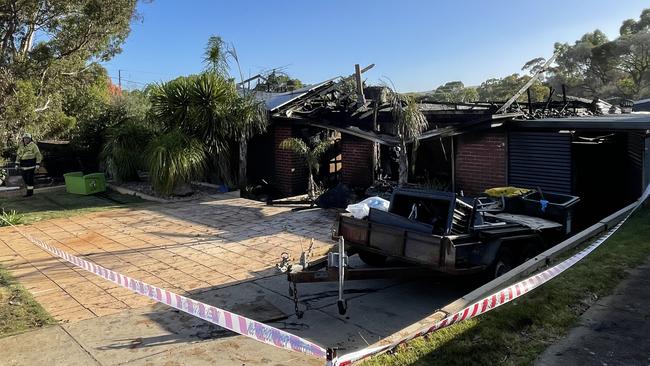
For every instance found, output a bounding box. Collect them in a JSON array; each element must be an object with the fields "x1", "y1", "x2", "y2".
[{"x1": 247, "y1": 59, "x2": 645, "y2": 145}]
